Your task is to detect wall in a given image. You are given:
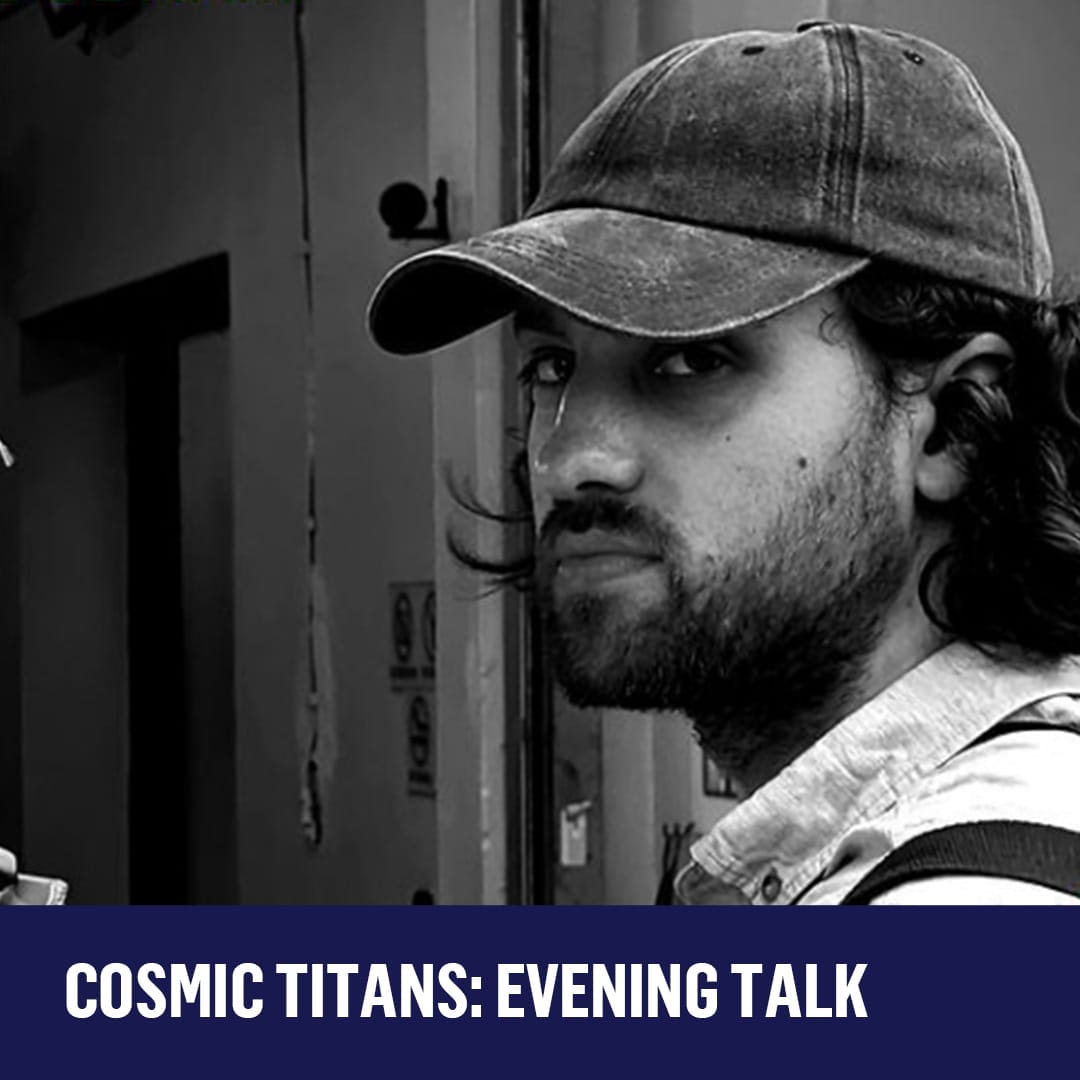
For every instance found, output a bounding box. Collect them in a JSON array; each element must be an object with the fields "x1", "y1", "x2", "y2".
[
  {"x1": 424, "y1": 0, "x2": 519, "y2": 905},
  {"x1": 0, "y1": 0, "x2": 436, "y2": 902},
  {"x1": 18, "y1": 340, "x2": 128, "y2": 902},
  {"x1": 305, "y1": 0, "x2": 436, "y2": 903}
]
